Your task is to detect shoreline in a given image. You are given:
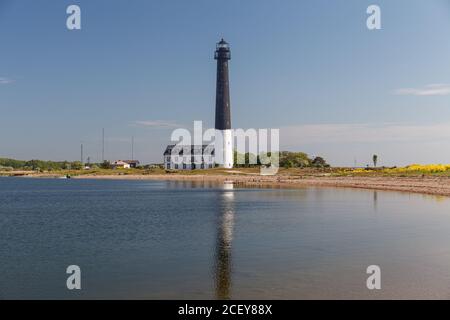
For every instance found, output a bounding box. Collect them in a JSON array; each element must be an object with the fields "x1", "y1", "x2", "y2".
[{"x1": 8, "y1": 172, "x2": 450, "y2": 197}]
